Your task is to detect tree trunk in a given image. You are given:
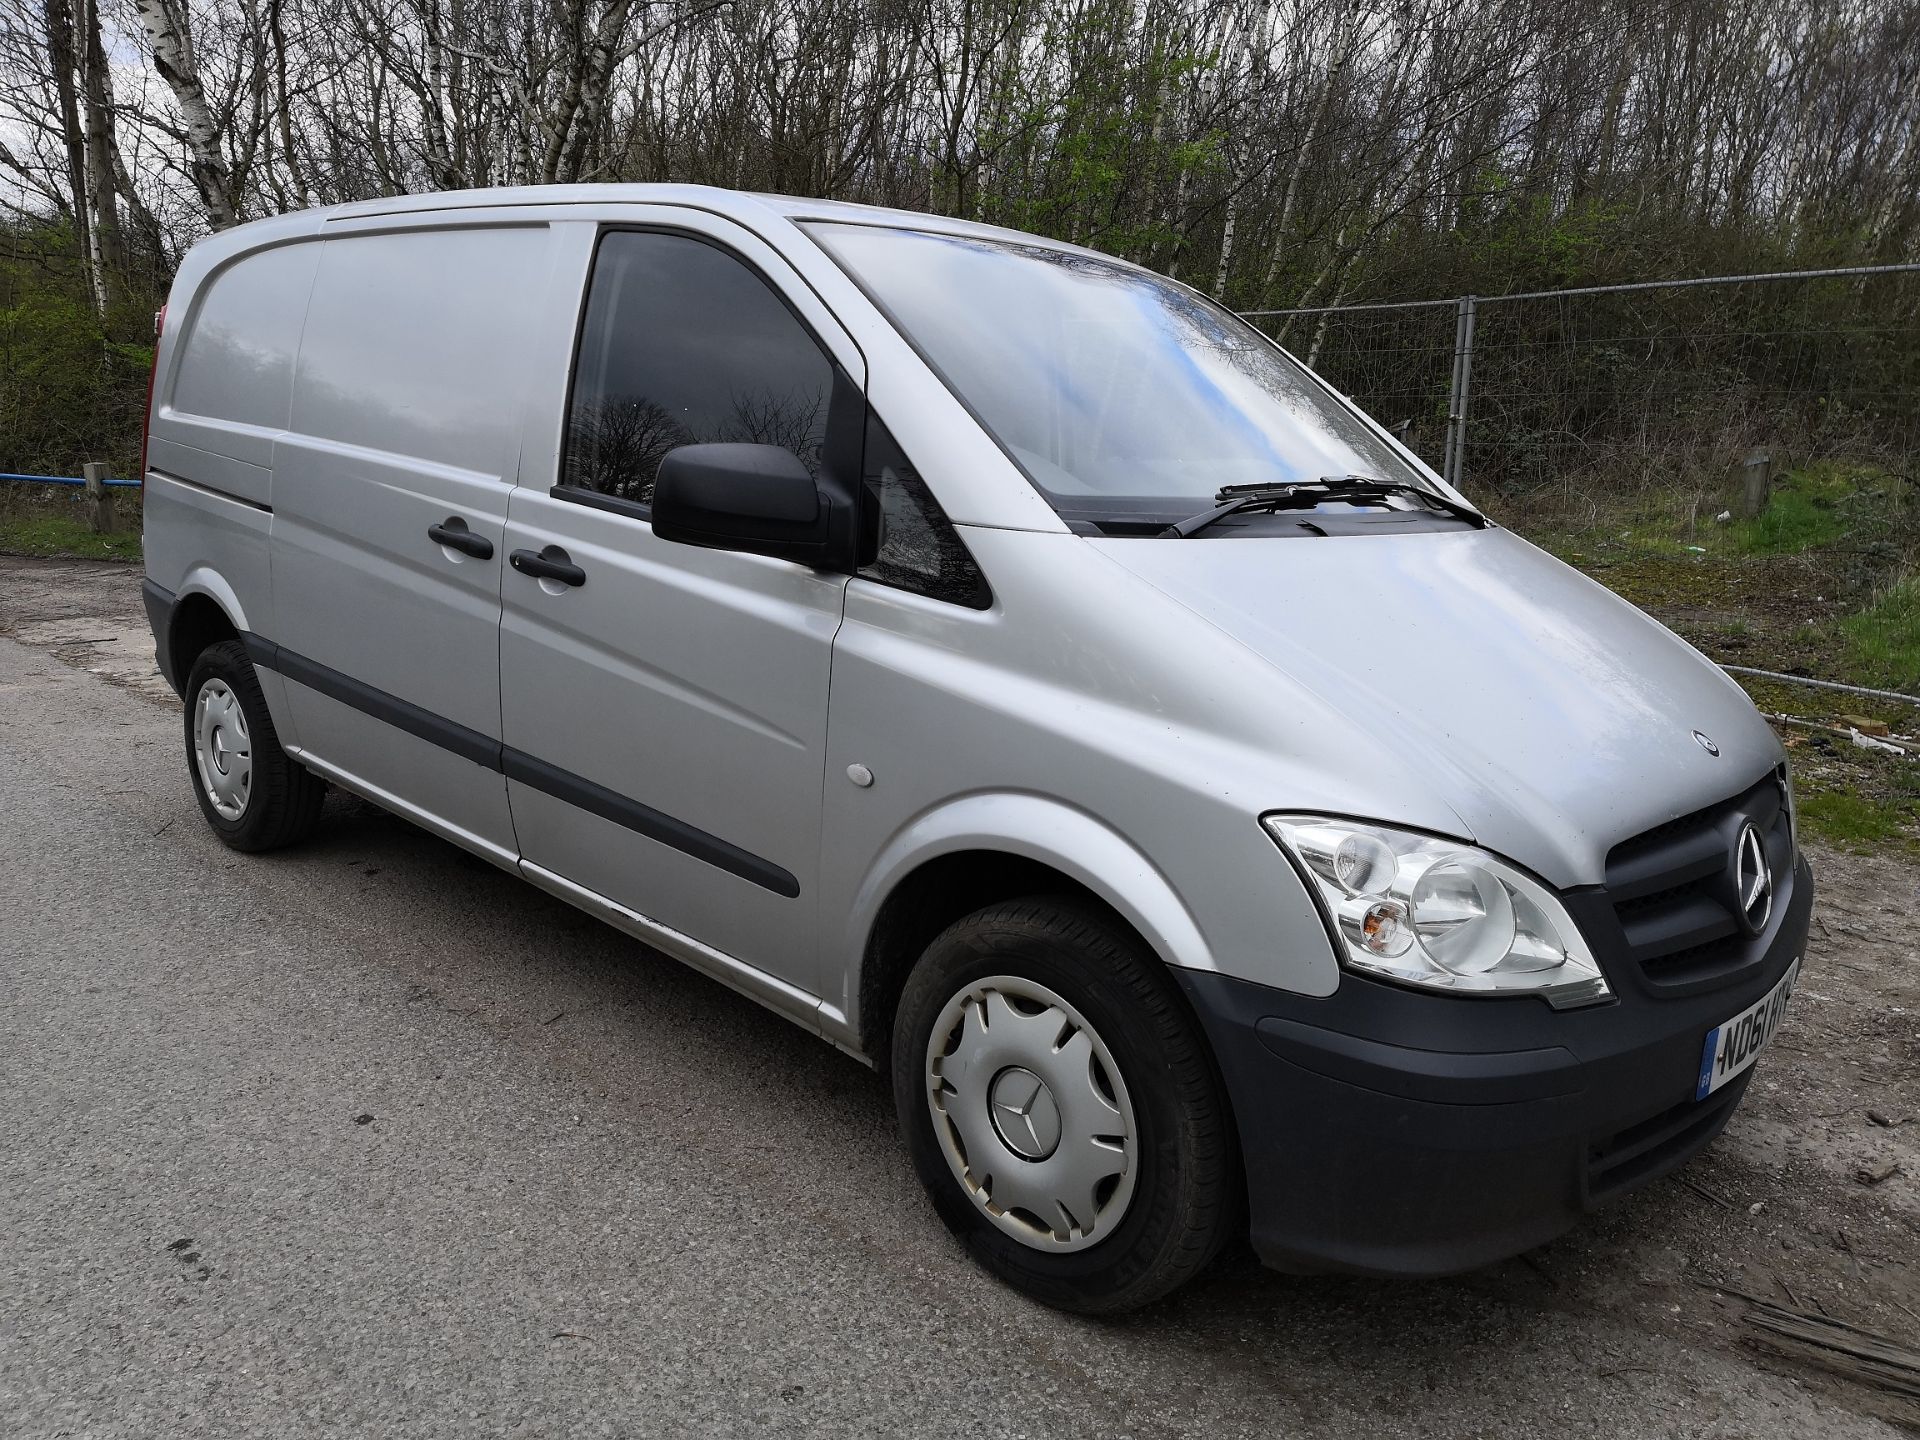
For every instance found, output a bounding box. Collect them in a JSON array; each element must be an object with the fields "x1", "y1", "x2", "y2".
[
  {"x1": 1164, "y1": 163, "x2": 1191, "y2": 279},
  {"x1": 268, "y1": 0, "x2": 311, "y2": 203},
  {"x1": 1258, "y1": 11, "x2": 1353, "y2": 305},
  {"x1": 132, "y1": 0, "x2": 238, "y2": 230},
  {"x1": 42, "y1": 0, "x2": 94, "y2": 290},
  {"x1": 1212, "y1": 180, "x2": 1238, "y2": 298},
  {"x1": 76, "y1": 0, "x2": 119, "y2": 311},
  {"x1": 419, "y1": 0, "x2": 460, "y2": 189}
]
